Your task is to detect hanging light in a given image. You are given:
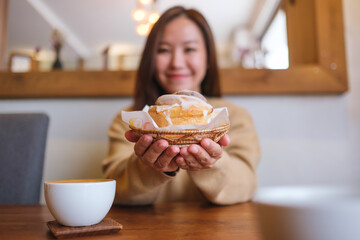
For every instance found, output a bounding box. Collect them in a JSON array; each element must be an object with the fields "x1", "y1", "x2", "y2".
[
  {"x1": 136, "y1": 23, "x2": 151, "y2": 36},
  {"x1": 148, "y1": 11, "x2": 160, "y2": 24},
  {"x1": 139, "y1": 0, "x2": 152, "y2": 5},
  {"x1": 132, "y1": 8, "x2": 146, "y2": 22},
  {"x1": 132, "y1": 0, "x2": 159, "y2": 36}
]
